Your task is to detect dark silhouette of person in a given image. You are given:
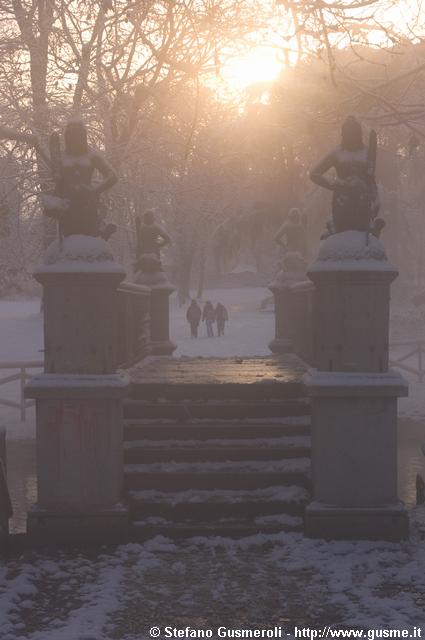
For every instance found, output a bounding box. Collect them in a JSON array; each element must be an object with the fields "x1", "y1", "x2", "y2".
[
  {"x1": 310, "y1": 116, "x2": 379, "y2": 233},
  {"x1": 202, "y1": 301, "x2": 216, "y2": 337},
  {"x1": 215, "y1": 302, "x2": 229, "y2": 337},
  {"x1": 186, "y1": 299, "x2": 202, "y2": 338}
]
